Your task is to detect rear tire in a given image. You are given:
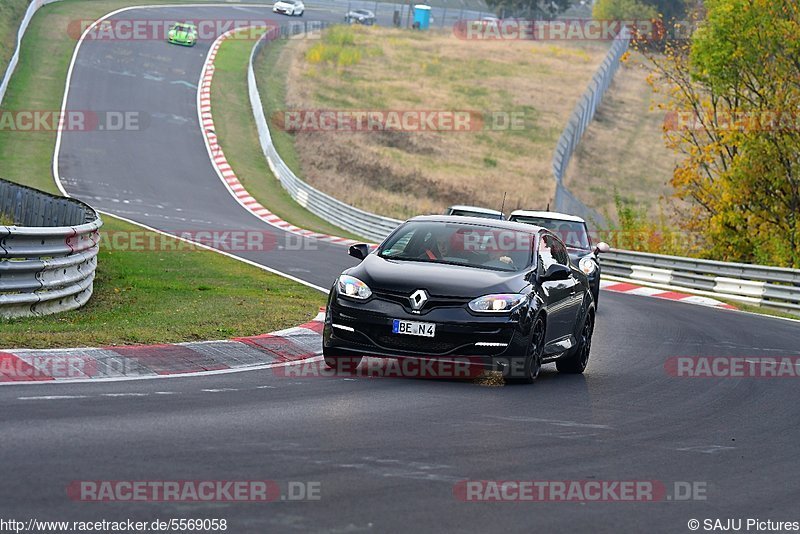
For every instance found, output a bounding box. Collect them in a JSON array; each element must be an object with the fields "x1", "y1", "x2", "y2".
[{"x1": 556, "y1": 310, "x2": 594, "y2": 374}]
